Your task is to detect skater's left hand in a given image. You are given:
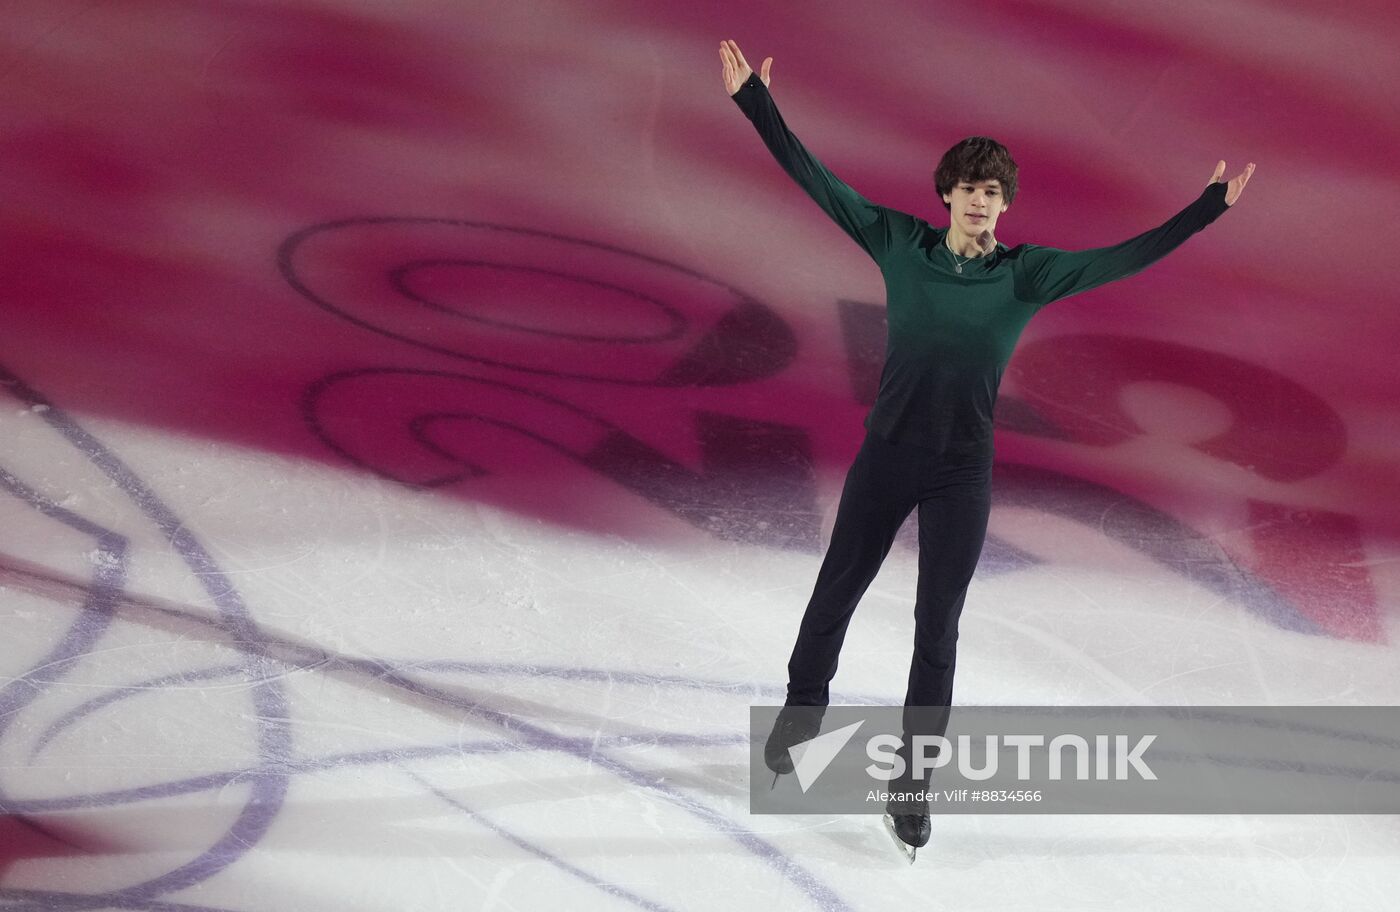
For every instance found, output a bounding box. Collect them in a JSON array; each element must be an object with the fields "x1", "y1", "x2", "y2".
[
  {"x1": 1209, "y1": 160, "x2": 1255, "y2": 206},
  {"x1": 719, "y1": 39, "x2": 771, "y2": 97}
]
